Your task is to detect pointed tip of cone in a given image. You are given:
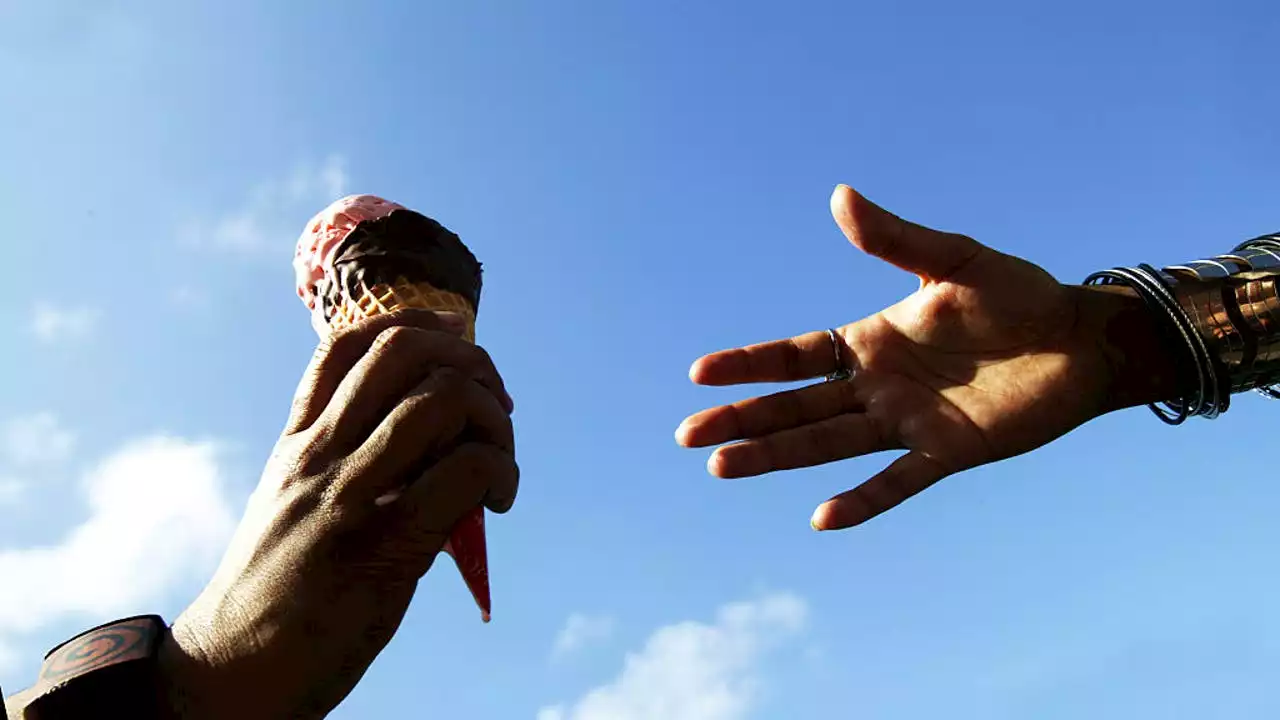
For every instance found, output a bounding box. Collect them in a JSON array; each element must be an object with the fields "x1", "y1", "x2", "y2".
[
  {"x1": 445, "y1": 505, "x2": 491, "y2": 621},
  {"x1": 481, "y1": 610, "x2": 491, "y2": 623}
]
